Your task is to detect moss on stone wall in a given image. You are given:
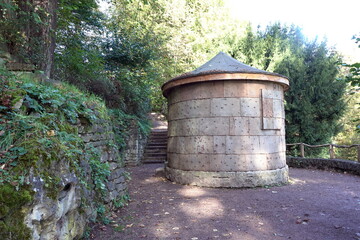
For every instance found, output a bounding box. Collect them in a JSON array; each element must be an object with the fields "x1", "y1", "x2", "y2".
[
  {"x1": 0, "y1": 67, "x2": 127, "y2": 239},
  {"x1": 0, "y1": 64, "x2": 150, "y2": 239},
  {"x1": 0, "y1": 184, "x2": 33, "y2": 240}
]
